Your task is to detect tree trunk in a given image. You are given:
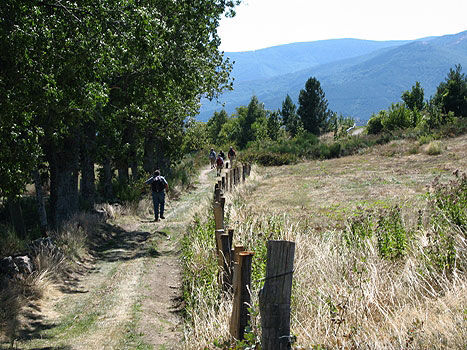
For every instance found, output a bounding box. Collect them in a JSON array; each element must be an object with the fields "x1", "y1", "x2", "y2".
[
  {"x1": 46, "y1": 129, "x2": 80, "y2": 228},
  {"x1": 7, "y1": 197, "x2": 26, "y2": 239},
  {"x1": 80, "y1": 122, "x2": 96, "y2": 210},
  {"x1": 128, "y1": 123, "x2": 139, "y2": 180},
  {"x1": 155, "y1": 138, "x2": 170, "y2": 174},
  {"x1": 102, "y1": 155, "x2": 113, "y2": 200},
  {"x1": 143, "y1": 130, "x2": 155, "y2": 174},
  {"x1": 118, "y1": 165, "x2": 129, "y2": 184},
  {"x1": 33, "y1": 168, "x2": 48, "y2": 236}
]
